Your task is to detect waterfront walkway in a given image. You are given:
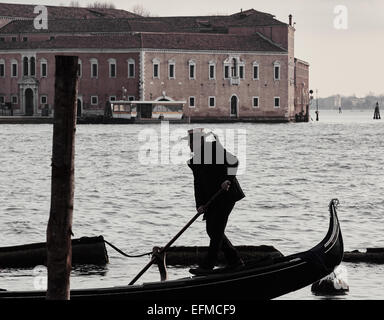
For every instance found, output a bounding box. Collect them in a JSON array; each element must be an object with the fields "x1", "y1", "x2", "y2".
[
  {"x1": 0, "y1": 116, "x2": 293, "y2": 124},
  {"x1": 0, "y1": 116, "x2": 54, "y2": 124}
]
